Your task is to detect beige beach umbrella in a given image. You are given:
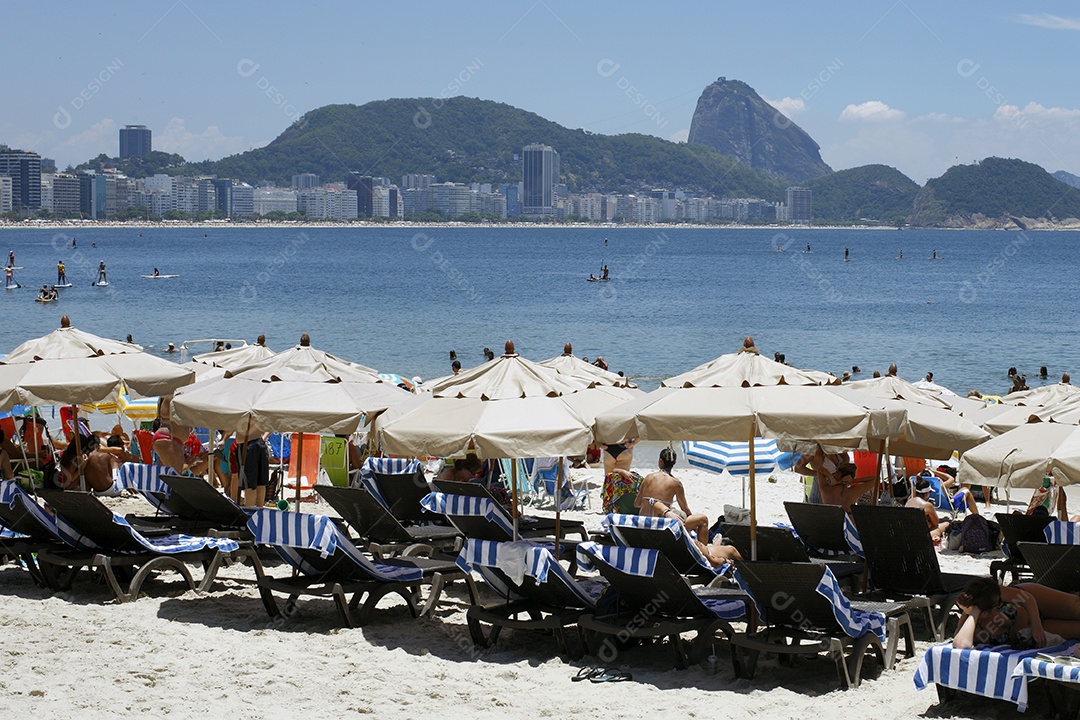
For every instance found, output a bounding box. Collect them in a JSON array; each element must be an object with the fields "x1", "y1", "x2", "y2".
[
  {"x1": 171, "y1": 334, "x2": 411, "y2": 505},
  {"x1": 840, "y1": 376, "x2": 990, "y2": 459},
  {"x1": 191, "y1": 342, "x2": 275, "y2": 371},
  {"x1": 374, "y1": 341, "x2": 640, "y2": 541},
  {"x1": 0, "y1": 316, "x2": 195, "y2": 489},
  {"x1": 594, "y1": 340, "x2": 908, "y2": 559},
  {"x1": 538, "y1": 343, "x2": 636, "y2": 388},
  {"x1": 999, "y1": 382, "x2": 1080, "y2": 407},
  {"x1": 662, "y1": 340, "x2": 838, "y2": 388},
  {"x1": 958, "y1": 422, "x2": 1080, "y2": 489}
]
